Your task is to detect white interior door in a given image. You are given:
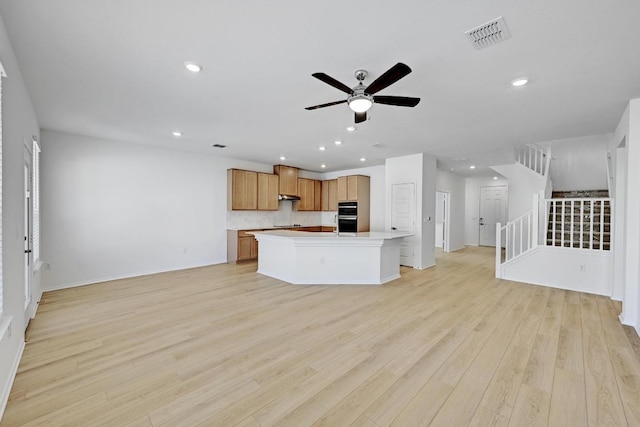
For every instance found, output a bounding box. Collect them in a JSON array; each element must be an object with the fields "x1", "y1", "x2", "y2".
[
  {"x1": 435, "y1": 191, "x2": 448, "y2": 249},
  {"x1": 391, "y1": 183, "x2": 415, "y2": 267},
  {"x1": 479, "y1": 185, "x2": 507, "y2": 247}
]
